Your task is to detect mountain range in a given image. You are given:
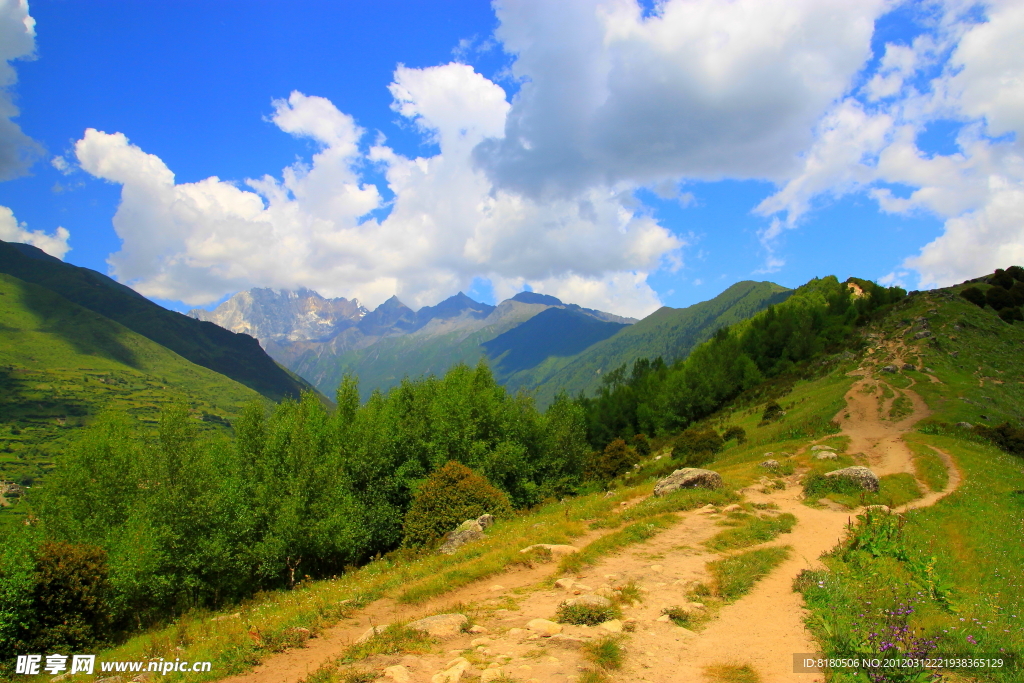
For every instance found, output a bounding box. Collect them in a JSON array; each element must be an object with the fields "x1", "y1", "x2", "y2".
[{"x1": 189, "y1": 280, "x2": 791, "y2": 404}]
